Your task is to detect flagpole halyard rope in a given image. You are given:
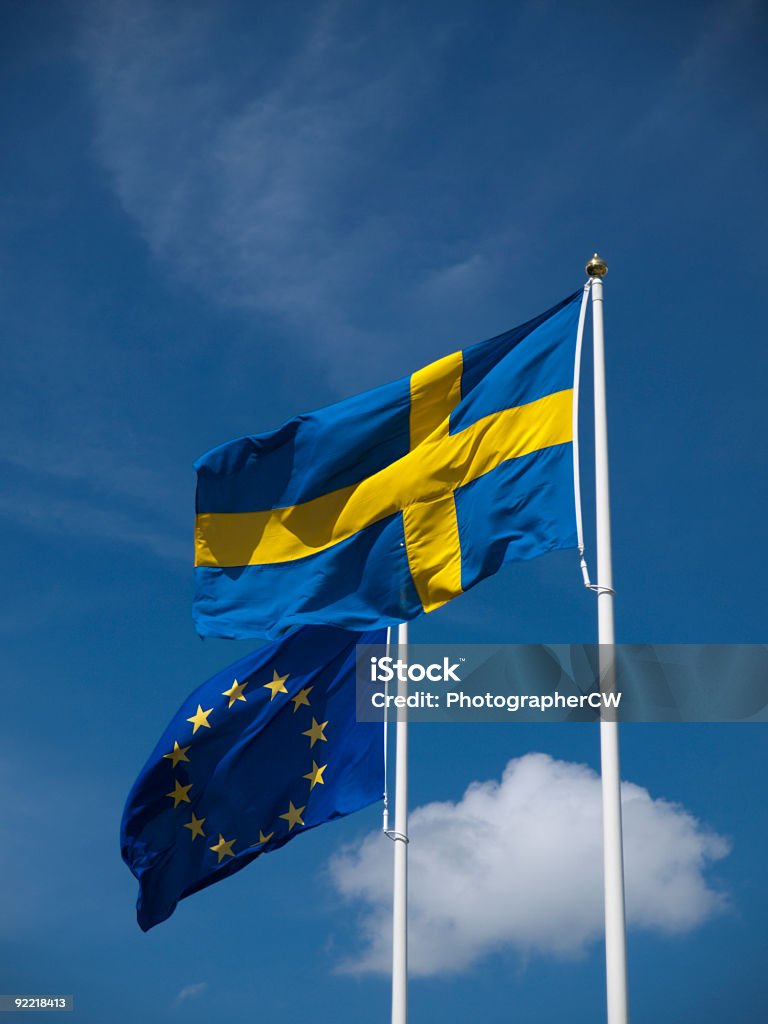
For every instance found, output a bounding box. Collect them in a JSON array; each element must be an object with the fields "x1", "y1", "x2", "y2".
[
  {"x1": 385, "y1": 831, "x2": 410, "y2": 843},
  {"x1": 572, "y1": 280, "x2": 591, "y2": 586},
  {"x1": 383, "y1": 626, "x2": 410, "y2": 843},
  {"x1": 572, "y1": 279, "x2": 616, "y2": 598},
  {"x1": 382, "y1": 626, "x2": 391, "y2": 834}
]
